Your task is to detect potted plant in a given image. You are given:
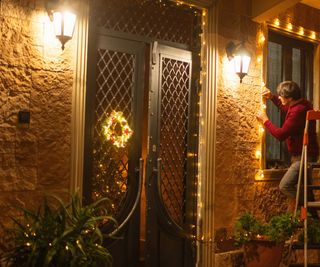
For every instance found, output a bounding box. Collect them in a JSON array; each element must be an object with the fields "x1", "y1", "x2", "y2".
[
  {"x1": 0, "y1": 193, "x2": 117, "y2": 267},
  {"x1": 234, "y1": 212, "x2": 300, "y2": 267}
]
